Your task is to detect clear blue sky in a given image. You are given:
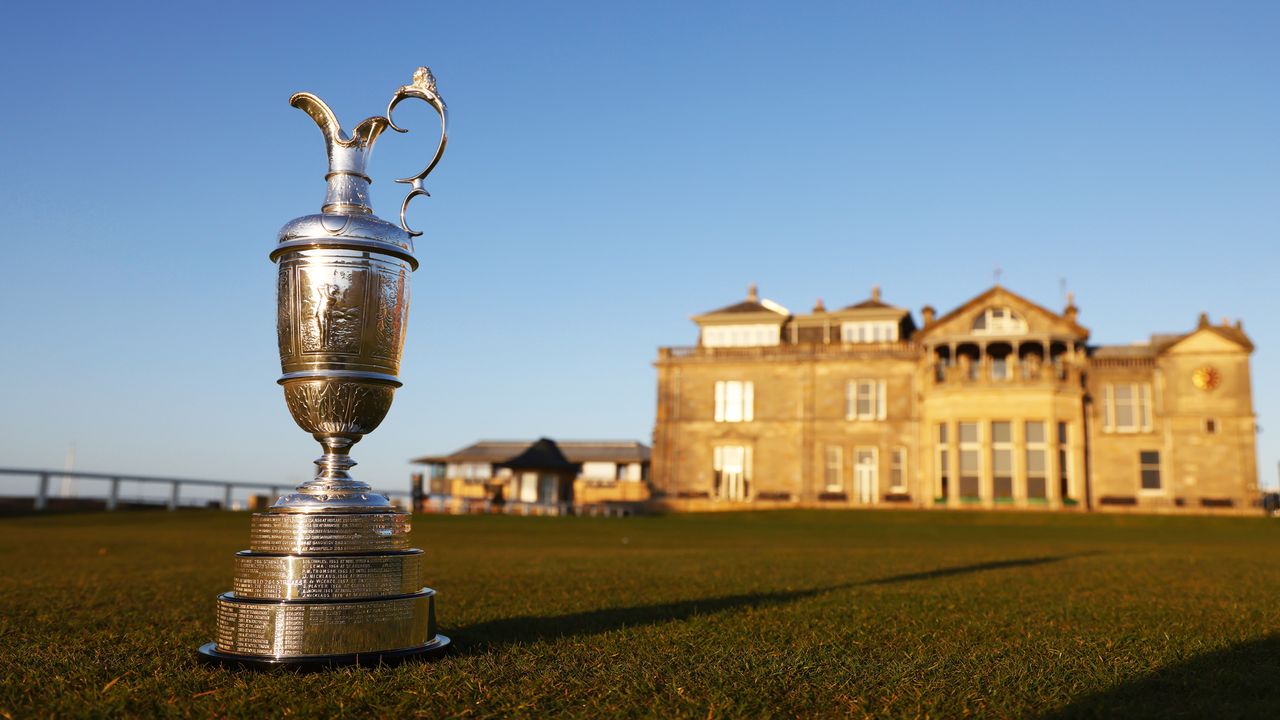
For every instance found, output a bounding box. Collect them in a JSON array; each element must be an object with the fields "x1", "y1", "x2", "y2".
[{"x1": 2, "y1": 1, "x2": 1277, "y2": 500}]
